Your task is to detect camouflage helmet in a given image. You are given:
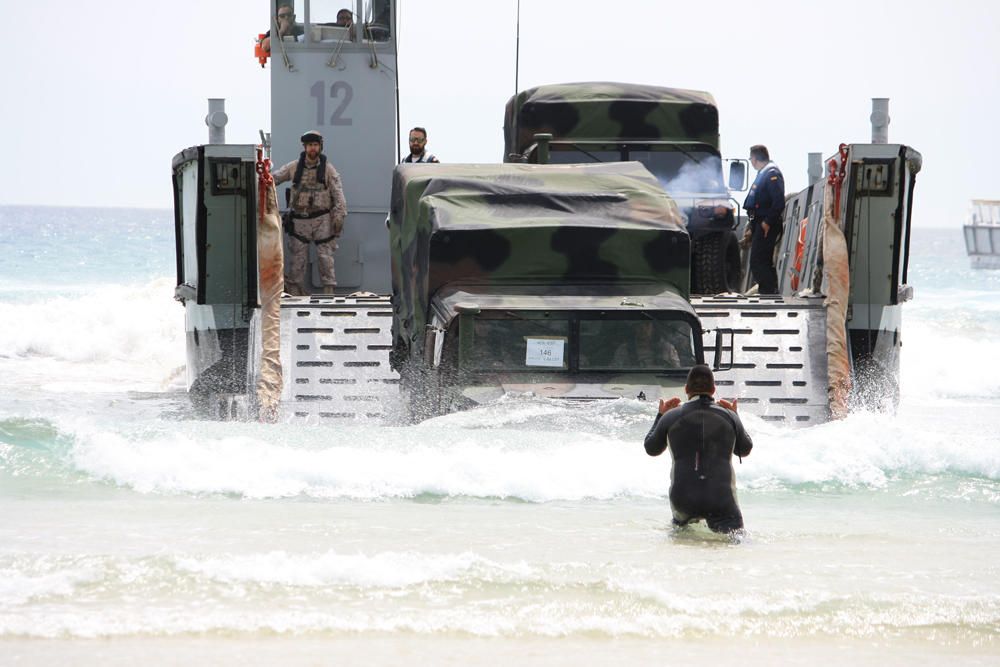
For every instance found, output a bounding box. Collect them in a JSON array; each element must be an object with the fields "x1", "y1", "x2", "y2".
[{"x1": 300, "y1": 130, "x2": 324, "y2": 146}]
